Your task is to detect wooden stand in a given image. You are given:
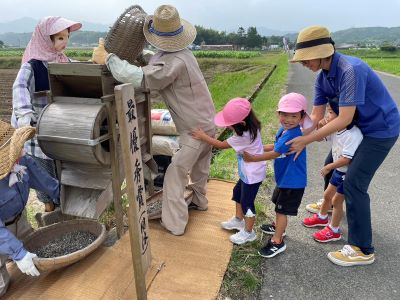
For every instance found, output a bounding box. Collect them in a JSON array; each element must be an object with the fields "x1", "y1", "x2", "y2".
[
  {"x1": 36, "y1": 63, "x2": 157, "y2": 238},
  {"x1": 36, "y1": 63, "x2": 156, "y2": 299}
]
